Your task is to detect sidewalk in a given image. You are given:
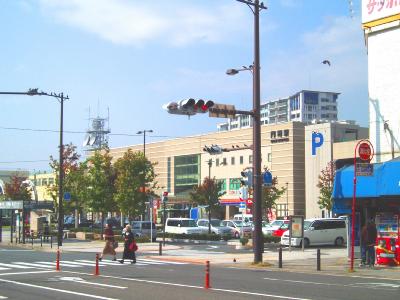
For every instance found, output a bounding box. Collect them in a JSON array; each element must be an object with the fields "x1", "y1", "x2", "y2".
[{"x1": 2, "y1": 236, "x2": 399, "y2": 279}]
